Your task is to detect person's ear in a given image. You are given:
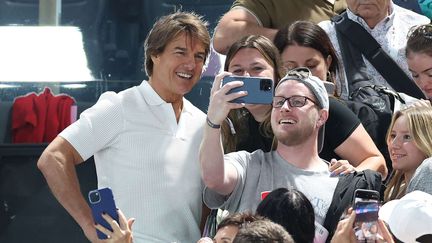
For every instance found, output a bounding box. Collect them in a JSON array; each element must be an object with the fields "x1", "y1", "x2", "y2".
[
  {"x1": 317, "y1": 109, "x2": 329, "y2": 127},
  {"x1": 326, "y1": 55, "x2": 332, "y2": 69},
  {"x1": 151, "y1": 54, "x2": 160, "y2": 64}
]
